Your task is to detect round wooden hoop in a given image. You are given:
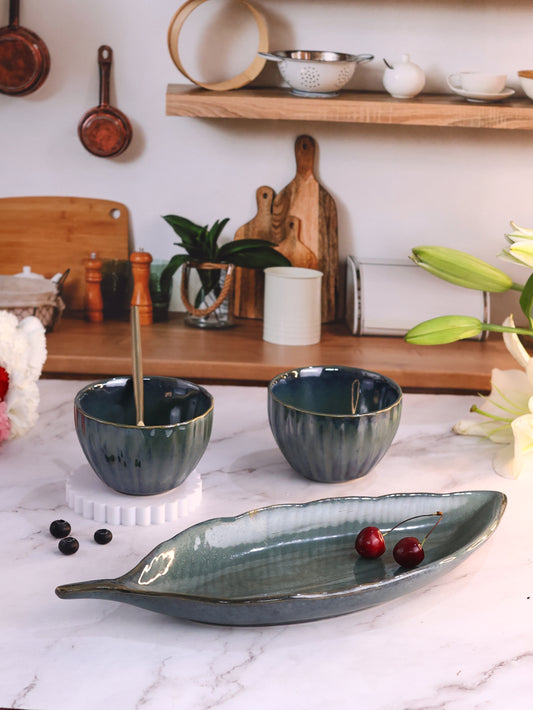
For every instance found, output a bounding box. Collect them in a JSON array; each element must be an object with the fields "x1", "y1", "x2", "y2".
[
  {"x1": 181, "y1": 262, "x2": 235, "y2": 317},
  {"x1": 167, "y1": 0, "x2": 268, "y2": 91}
]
